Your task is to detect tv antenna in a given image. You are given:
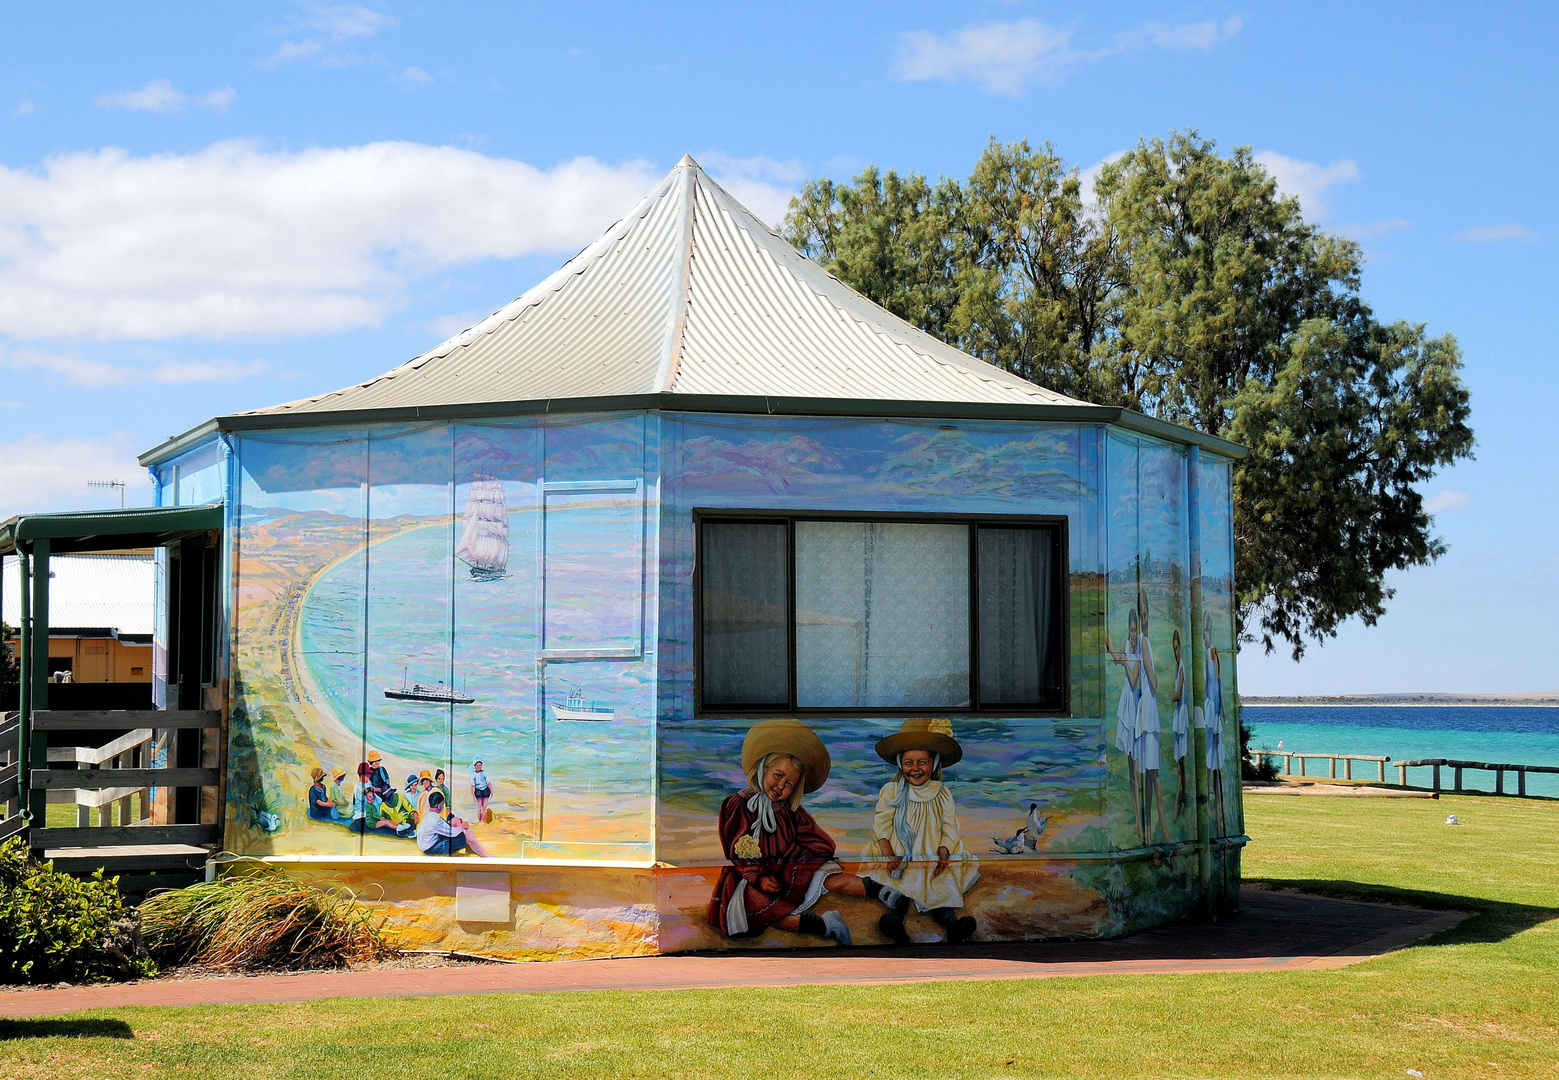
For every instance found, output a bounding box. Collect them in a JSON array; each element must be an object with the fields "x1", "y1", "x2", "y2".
[{"x1": 87, "y1": 479, "x2": 126, "y2": 509}]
